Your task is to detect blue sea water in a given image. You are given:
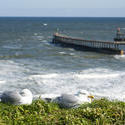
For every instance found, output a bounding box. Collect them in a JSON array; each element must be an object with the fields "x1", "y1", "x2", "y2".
[{"x1": 0, "y1": 17, "x2": 125, "y2": 100}]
